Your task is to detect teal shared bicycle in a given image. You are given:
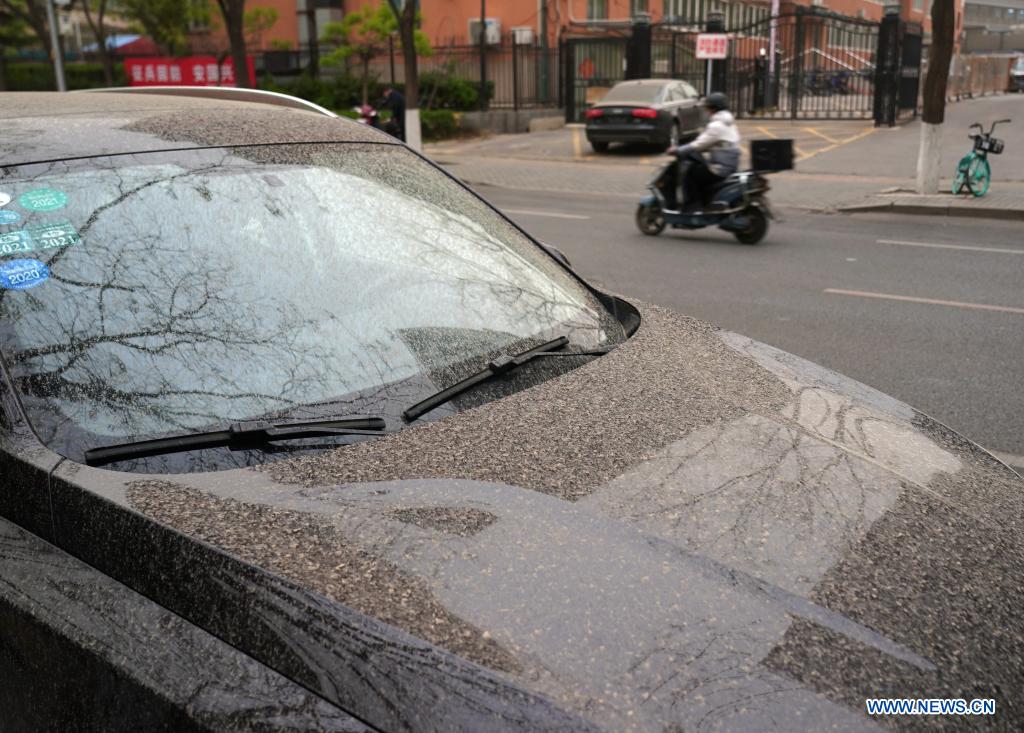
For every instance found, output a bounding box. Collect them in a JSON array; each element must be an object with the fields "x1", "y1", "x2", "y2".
[{"x1": 953, "y1": 119, "x2": 1010, "y2": 197}]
